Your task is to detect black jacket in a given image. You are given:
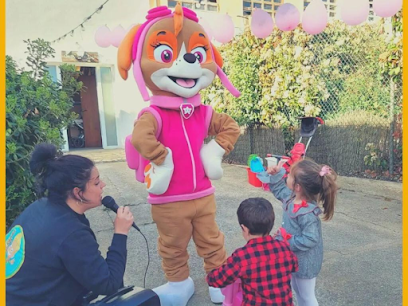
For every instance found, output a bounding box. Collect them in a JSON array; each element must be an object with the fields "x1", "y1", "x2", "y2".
[{"x1": 6, "y1": 198, "x2": 127, "y2": 306}]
